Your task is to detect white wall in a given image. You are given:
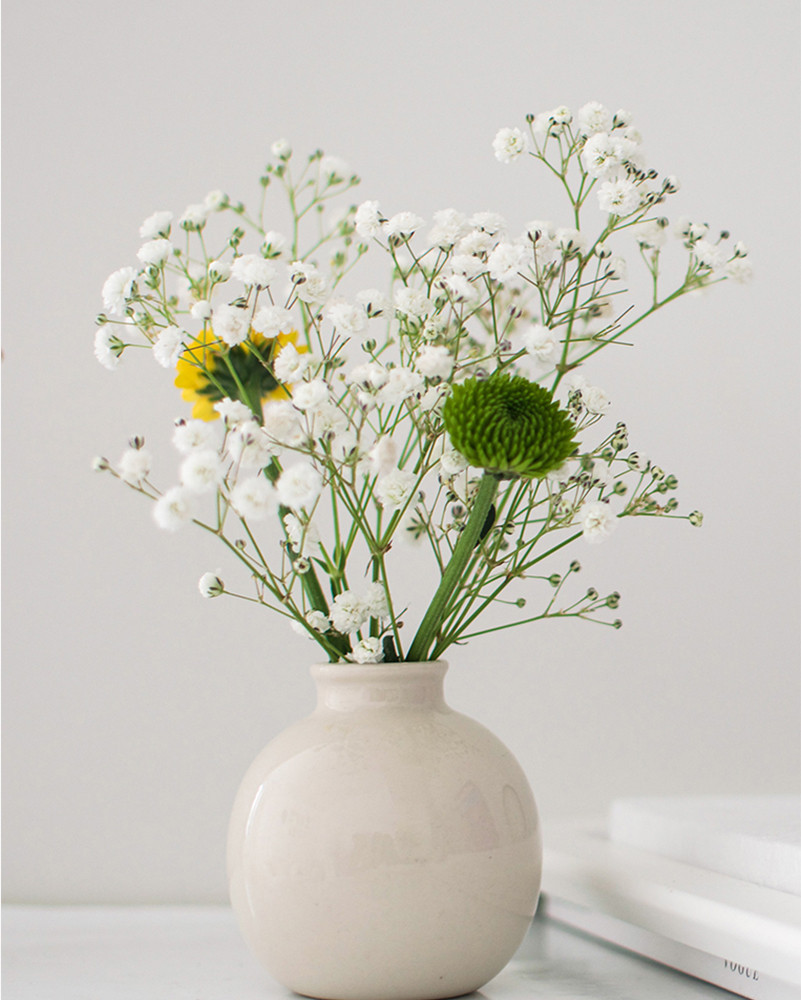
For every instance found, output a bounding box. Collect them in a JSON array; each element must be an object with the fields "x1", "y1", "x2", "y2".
[{"x1": 3, "y1": 0, "x2": 799, "y2": 903}]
